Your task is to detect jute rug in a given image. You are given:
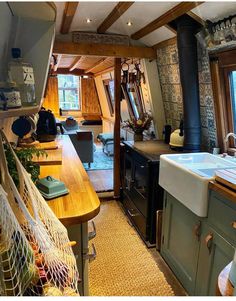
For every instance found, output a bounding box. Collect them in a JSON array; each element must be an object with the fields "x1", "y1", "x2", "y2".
[{"x1": 88, "y1": 201, "x2": 174, "y2": 296}]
